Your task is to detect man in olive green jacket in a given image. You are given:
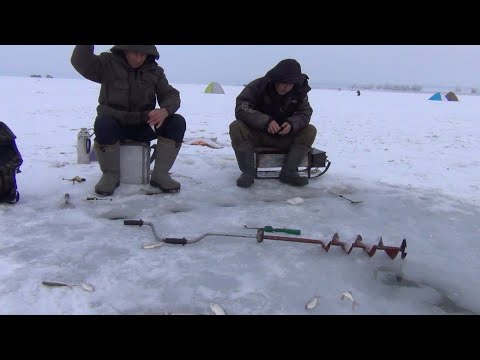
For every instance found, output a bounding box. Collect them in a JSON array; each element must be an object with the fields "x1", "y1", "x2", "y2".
[
  {"x1": 230, "y1": 59, "x2": 317, "y2": 188},
  {"x1": 71, "y1": 45, "x2": 186, "y2": 196}
]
